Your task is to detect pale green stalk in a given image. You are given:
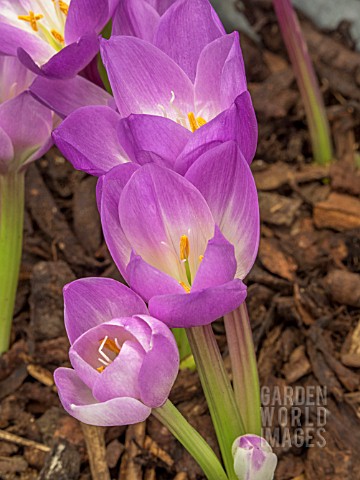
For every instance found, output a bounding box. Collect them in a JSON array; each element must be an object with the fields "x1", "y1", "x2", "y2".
[
  {"x1": 0, "y1": 172, "x2": 25, "y2": 354},
  {"x1": 153, "y1": 400, "x2": 228, "y2": 480},
  {"x1": 172, "y1": 327, "x2": 196, "y2": 369},
  {"x1": 273, "y1": 0, "x2": 333, "y2": 165},
  {"x1": 224, "y1": 304, "x2": 262, "y2": 435},
  {"x1": 187, "y1": 325, "x2": 245, "y2": 480}
]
